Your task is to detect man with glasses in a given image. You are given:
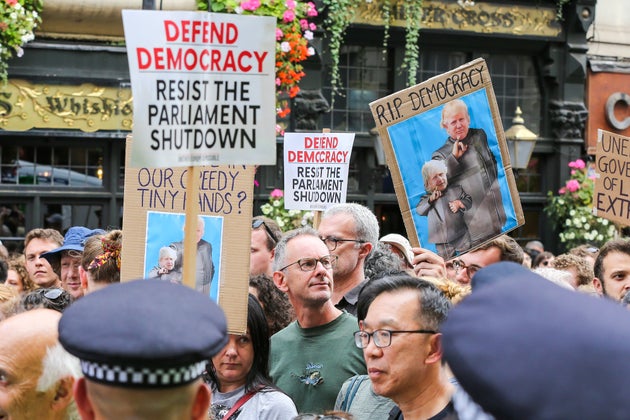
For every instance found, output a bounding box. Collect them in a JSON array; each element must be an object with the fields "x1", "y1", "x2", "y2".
[
  {"x1": 449, "y1": 235, "x2": 523, "y2": 286},
  {"x1": 270, "y1": 227, "x2": 366, "y2": 414},
  {"x1": 355, "y1": 272, "x2": 454, "y2": 419},
  {"x1": 250, "y1": 216, "x2": 282, "y2": 276},
  {"x1": 318, "y1": 203, "x2": 379, "y2": 315}
]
